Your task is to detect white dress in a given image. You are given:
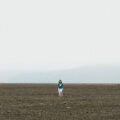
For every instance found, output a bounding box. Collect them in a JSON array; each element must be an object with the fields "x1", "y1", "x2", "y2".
[{"x1": 58, "y1": 88, "x2": 63, "y2": 96}]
